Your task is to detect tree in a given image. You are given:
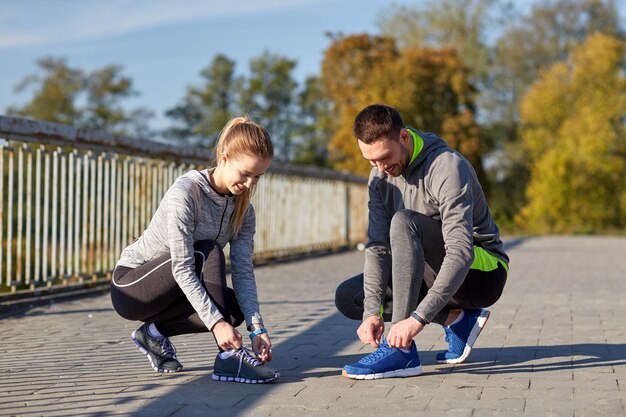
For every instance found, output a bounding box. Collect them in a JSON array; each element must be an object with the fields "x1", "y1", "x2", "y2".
[
  {"x1": 7, "y1": 57, "x2": 152, "y2": 137},
  {"x1": 237, "y1": 51, "x2": 299, "y2": 161},
  {"x1": 485, "y1": 0, "x2": 624, "y2": 229},
  {"x1": 377, "y1": 0, "x2": 500, "y2": 87},
  {"x1": 321, "y1": 33, "x2": 400, "y2": 176},
  {"x1": 83, "y1": 65, "x2": 154, "y2": 138},
  {"x1": 7, "y1": 57, "x2": 84, "y2": 125},
  {"x1": 489, "y1": 0, "x2": 624, "y2": 125},
  {"x1": 165, "y1": 54, "x2": 238, "y2": 147},
  {"x1": 320, "y1": 34, "x2": 484, "y2": 181},
  {"x1": 291, "y1": 76, "x2": 333, "y2": 167},
  {"x1": 517, "y1": 34, "x2": 626, "y2": 233}
]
